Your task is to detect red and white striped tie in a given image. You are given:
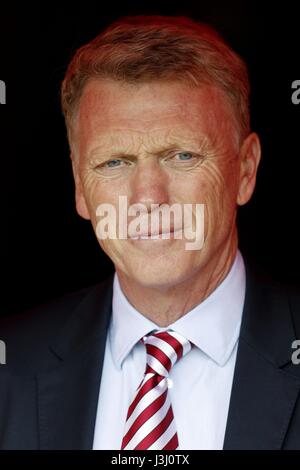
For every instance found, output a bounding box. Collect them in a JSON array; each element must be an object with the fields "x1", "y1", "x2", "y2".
[{"x1": 121, "y1": 330, "x2": 192, "y2": 450}]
